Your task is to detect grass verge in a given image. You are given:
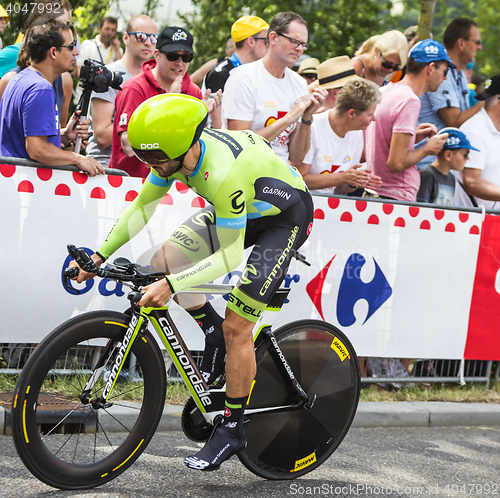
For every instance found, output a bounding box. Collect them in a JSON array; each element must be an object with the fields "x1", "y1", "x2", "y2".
[{"x1": 1, "y1": 375, "x2": 499, "y2": 406}]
